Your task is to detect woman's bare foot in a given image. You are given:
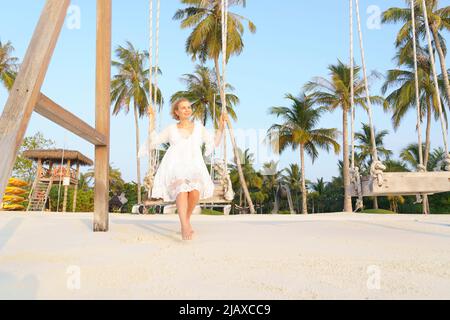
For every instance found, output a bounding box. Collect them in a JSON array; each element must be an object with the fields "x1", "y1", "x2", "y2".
[
  {"x1": 188, "y1": 224, "x2": 195, "y2": 236},
  {"x1": 181, "y1": 225, "x2": 192, "y2": 241}
]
